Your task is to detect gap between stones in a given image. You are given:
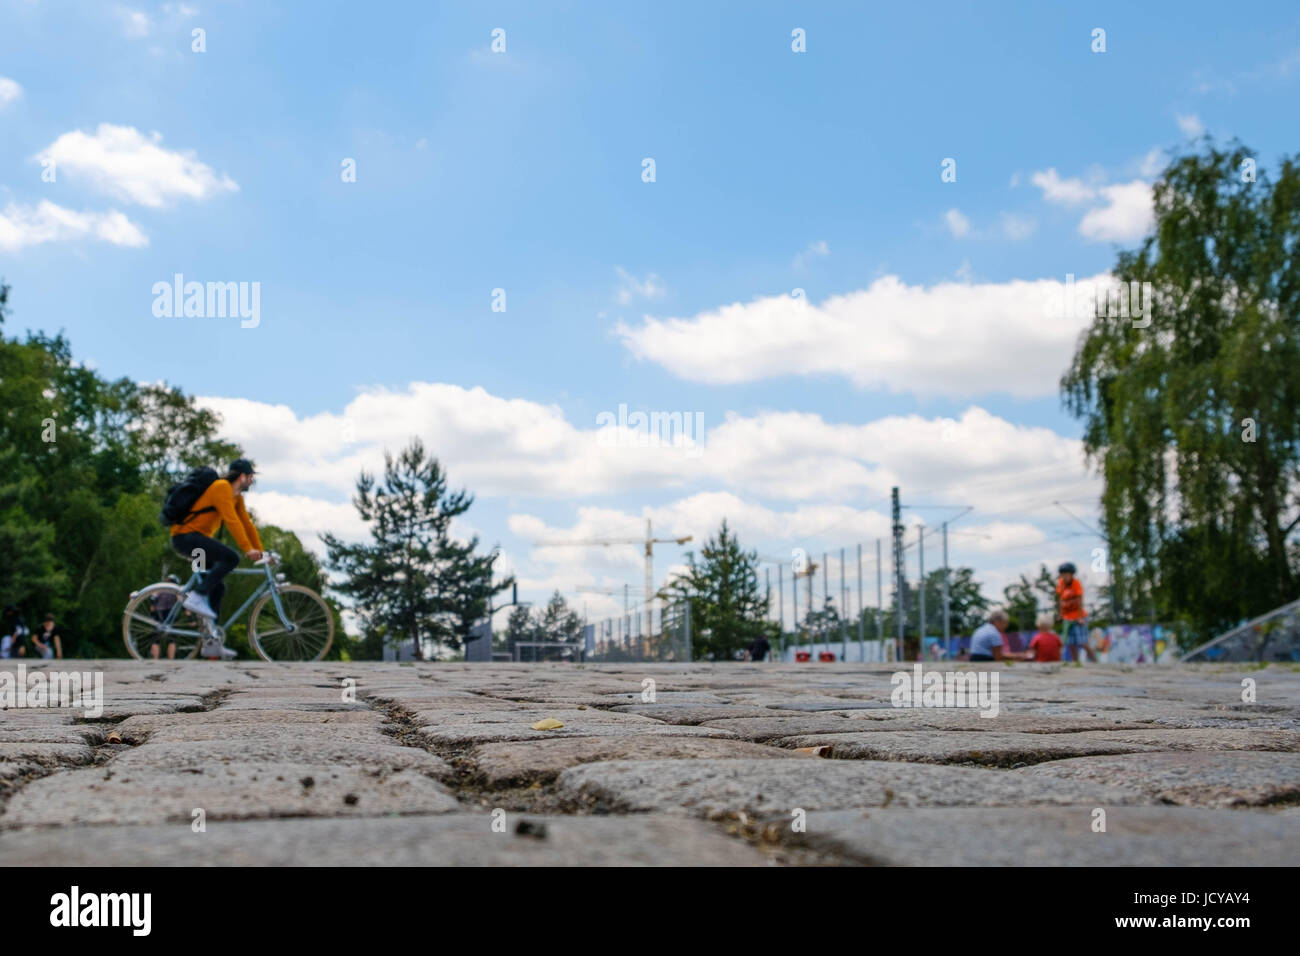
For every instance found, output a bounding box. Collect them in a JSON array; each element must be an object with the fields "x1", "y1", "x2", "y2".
[
  {"x1": 0, "y1": 687, "x2": 236, "y2": 821},
  {"x1": 365, "y1": 694, "x2": 589, "y2": 816},
  {"x1": 361, "y1": 691, "x2": 865, "y2": 865}
]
